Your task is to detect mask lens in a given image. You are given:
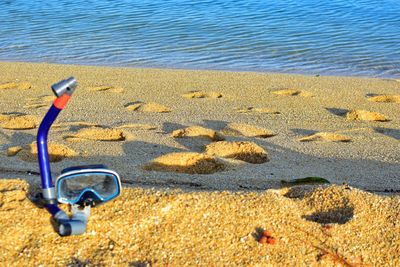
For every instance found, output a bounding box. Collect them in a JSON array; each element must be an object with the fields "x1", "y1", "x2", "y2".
[{"x1": 58, "y1": 172, "x2": 119, "y2": 204}]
